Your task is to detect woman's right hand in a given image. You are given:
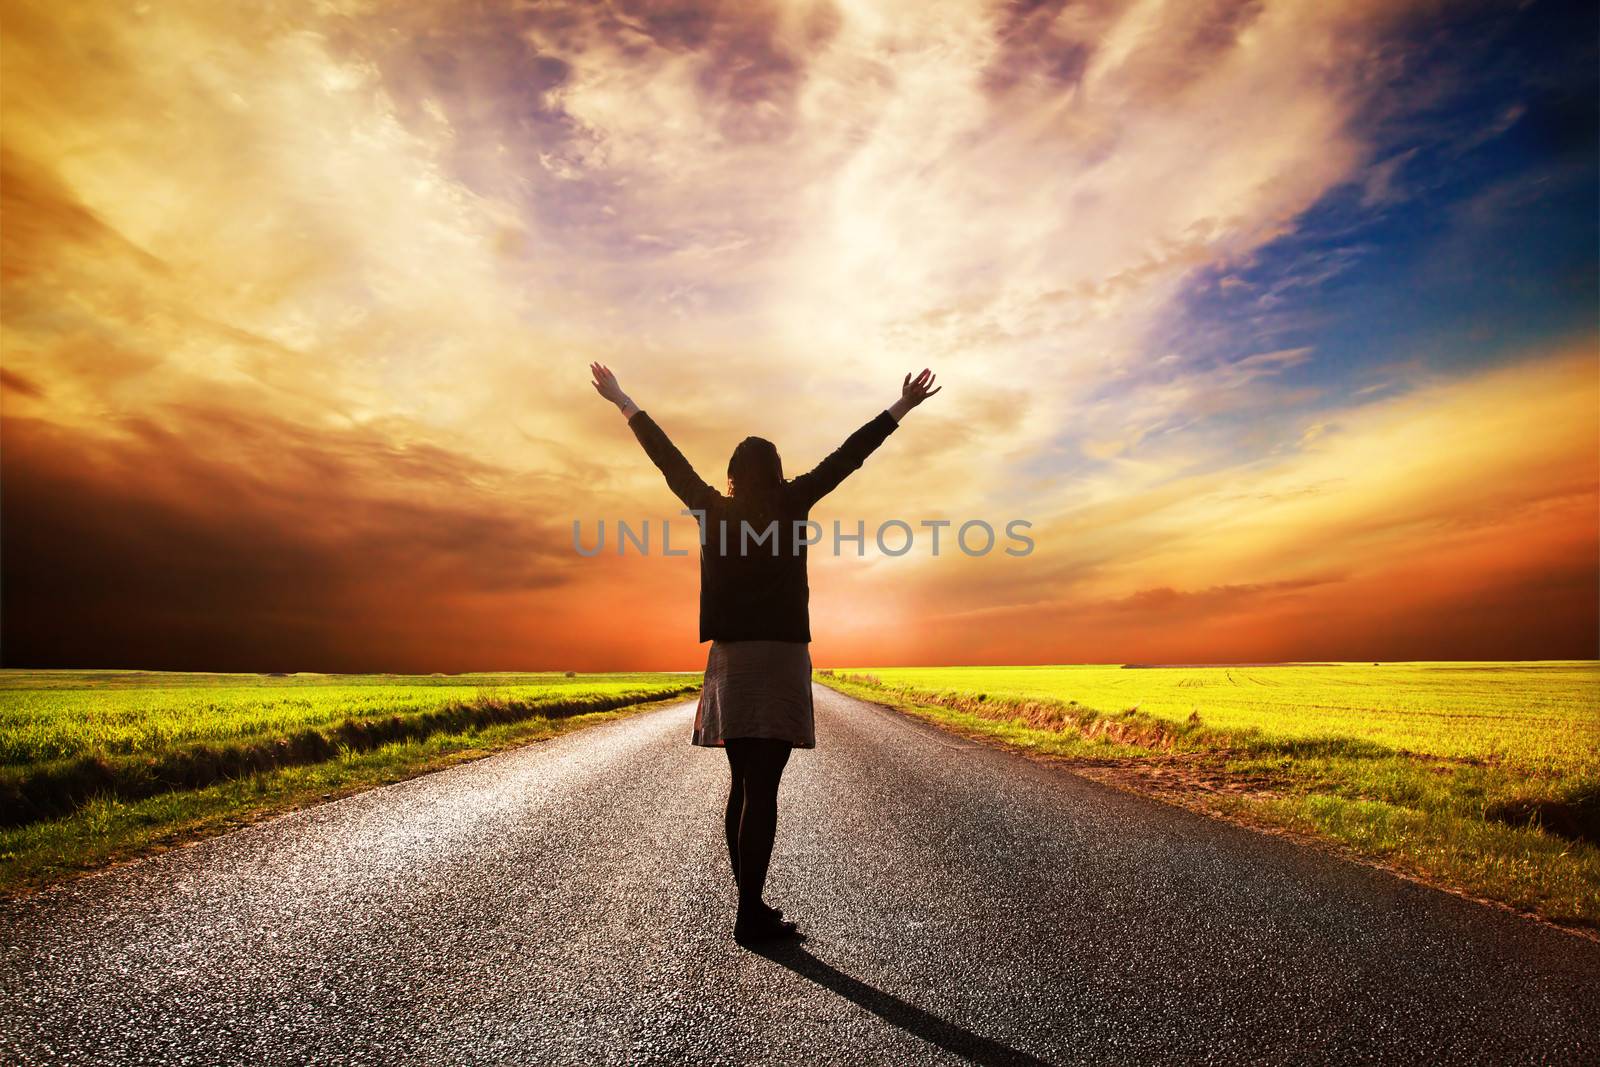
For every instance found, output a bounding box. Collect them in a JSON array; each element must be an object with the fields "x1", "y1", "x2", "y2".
[{"x1": 590, "y1": 362, "x2": 639, "y2": 417}]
